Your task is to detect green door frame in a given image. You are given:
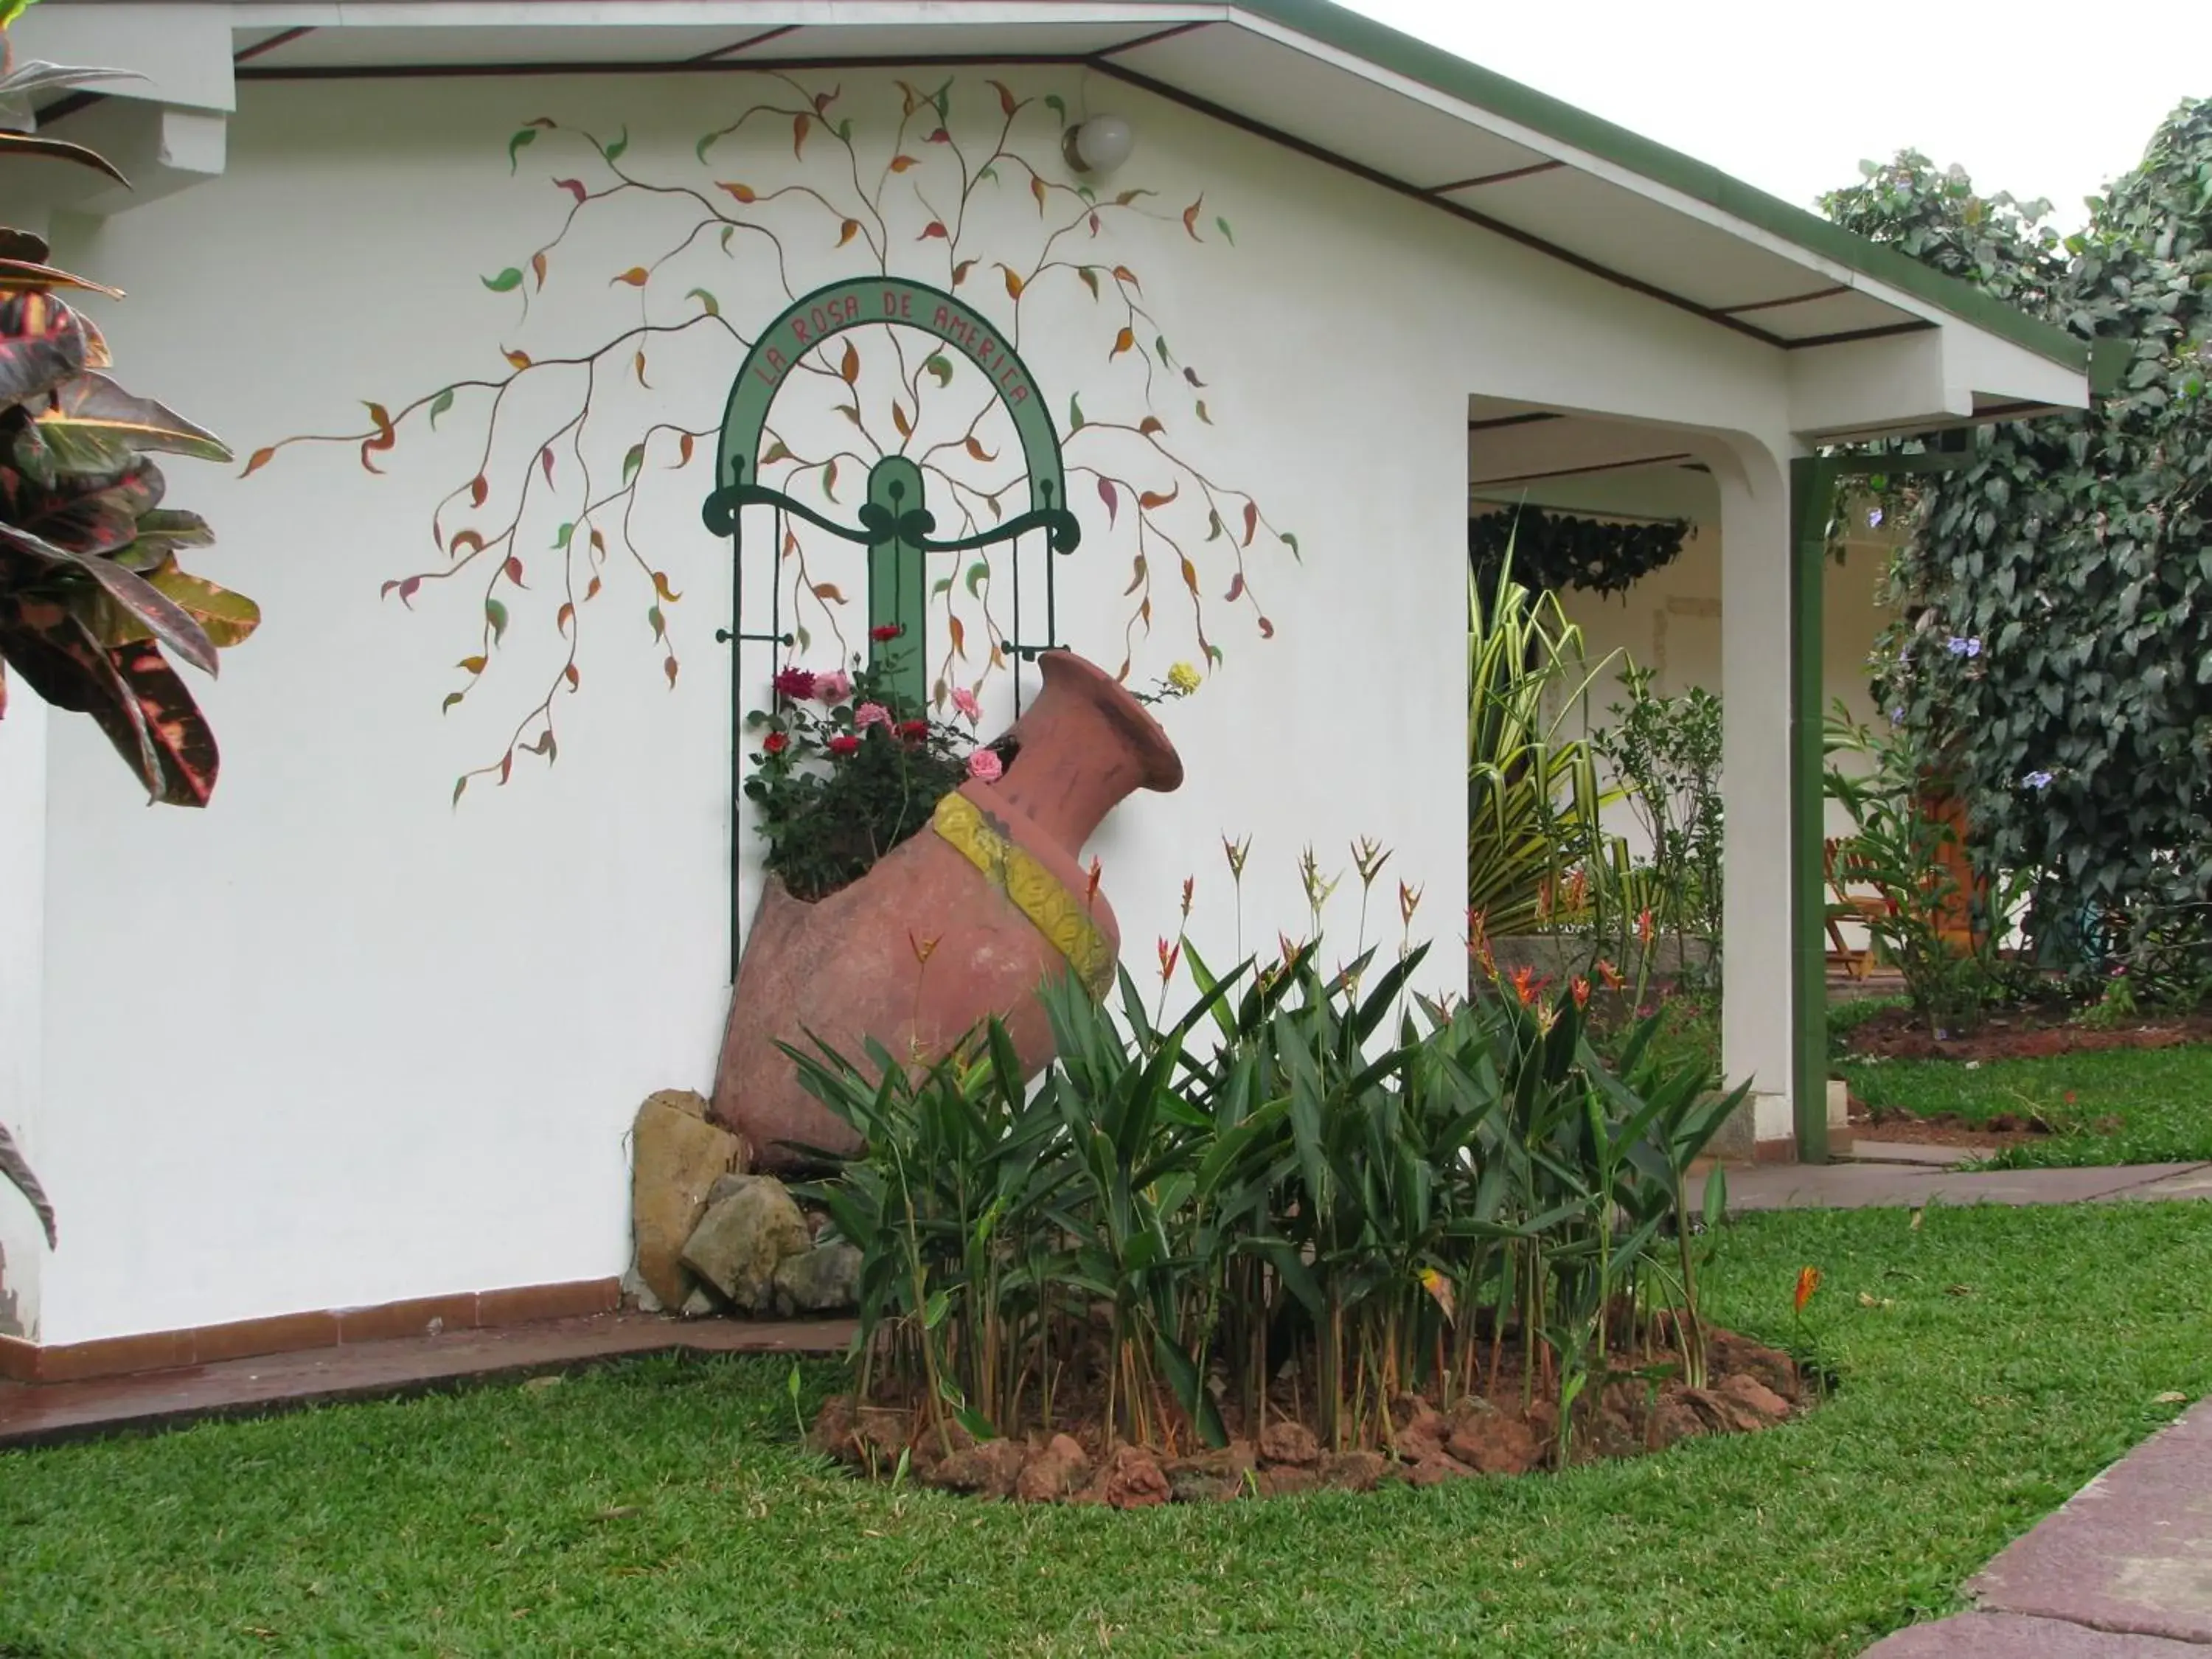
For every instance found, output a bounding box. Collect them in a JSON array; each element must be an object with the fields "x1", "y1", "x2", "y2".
[{"x1": 1787, "y1": 436, "x2": 1978, "y2": 1162}]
